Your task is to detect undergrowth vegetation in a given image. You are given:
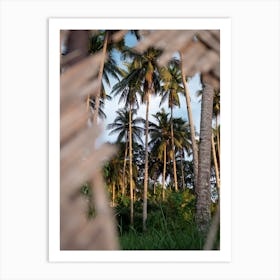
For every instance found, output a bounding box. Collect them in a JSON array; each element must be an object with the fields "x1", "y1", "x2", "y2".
[
  {"x1": 80, "y1": 180, "x2": 219, "y2": 250},
  {"x1": 113, "y1": 189, "x2": 213, "y2": 250}
]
